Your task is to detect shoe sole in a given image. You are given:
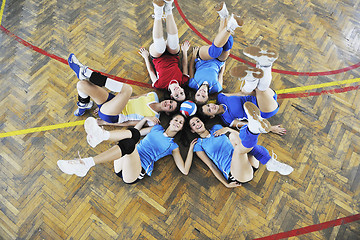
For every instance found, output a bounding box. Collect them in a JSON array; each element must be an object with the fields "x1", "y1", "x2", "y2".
[
  {"x1": 244, "y1": 102, "x2": 271, "y2": 132},
  {"x1": 230, "y1": 65, "x2": 264, "y2": 79},
  {"x1": 84, "y1": 117, "x2": 103, "y2": 148},
  {"x1": 153, "y1": 0, "x2": 165, "y2": 7},
  {"x1": 234, "y1": 15, "x2": 244, "y2": 27},
  {"x1": 214, "y1": 2, "x2": 225, "y2": 11},
  {"x1": 243, "y1": 46, "x2": 278, "y2": 59}
]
